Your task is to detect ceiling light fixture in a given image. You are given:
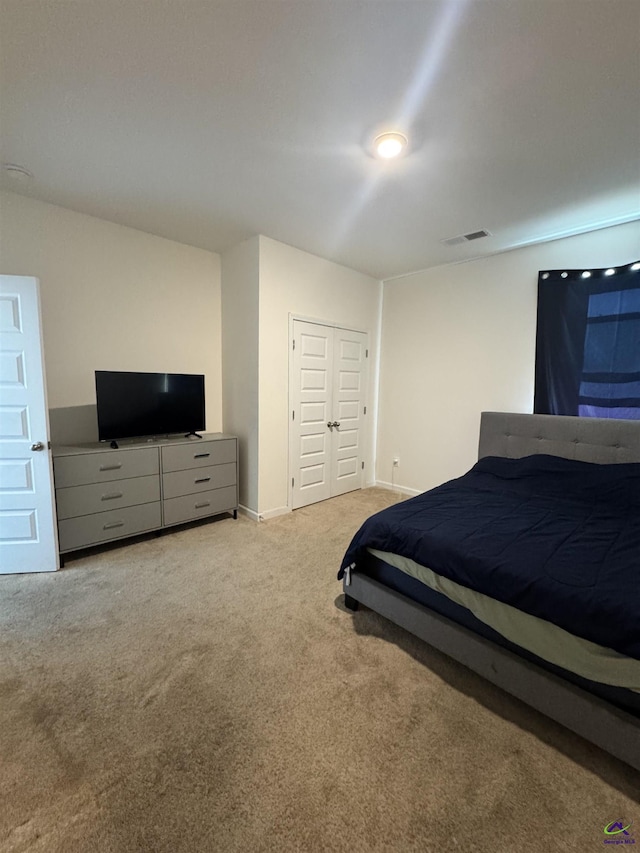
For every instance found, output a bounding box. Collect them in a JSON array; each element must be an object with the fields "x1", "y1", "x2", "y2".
[{"x1": 373, "y1": 132, "x2": 408, "y2": 159}]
